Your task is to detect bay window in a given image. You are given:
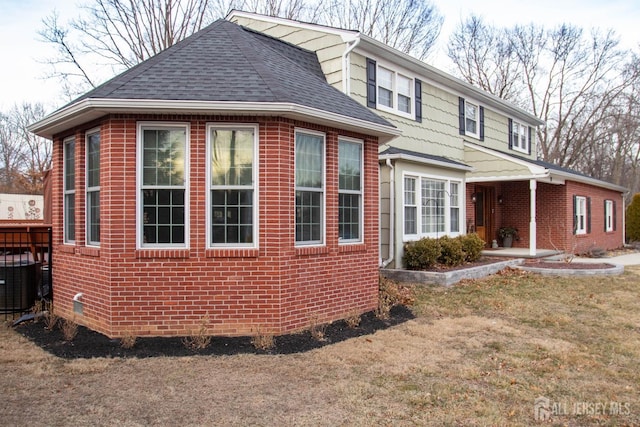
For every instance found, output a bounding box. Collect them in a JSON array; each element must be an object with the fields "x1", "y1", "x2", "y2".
[
  {"x1": 63, "y1": 137, "x2": 75, "y2": 243},
  {"x1": 208, "y1": 125, "x2": 257, "y2": 247},
  {"x1": 338, "y1": 138, "x2": 363, "y2": 242},
  {"x1": 295, "y1": 130, "x2": 325, "y2": 245},
  {"x1": 138, "y1": 123, "x2": 188, "y2": 247},
  {"x1": 86, "y1": 129, "x2": 100, "y2": 246}
]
